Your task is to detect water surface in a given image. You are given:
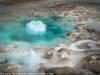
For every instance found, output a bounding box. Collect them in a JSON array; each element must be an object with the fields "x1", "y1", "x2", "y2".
[{"x1": 0, "y1": 14, "x2": 77, "y2": 47}]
